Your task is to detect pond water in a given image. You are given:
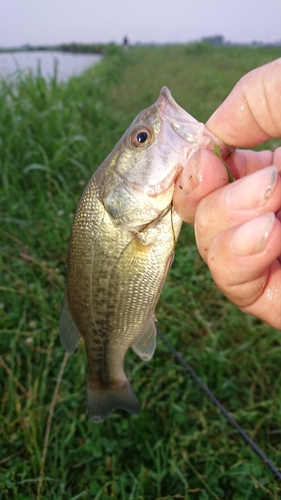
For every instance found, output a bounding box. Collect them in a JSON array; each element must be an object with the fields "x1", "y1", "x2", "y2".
[{"x1": 0, "y1": 51, "x2": 102, "y2": 81}]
